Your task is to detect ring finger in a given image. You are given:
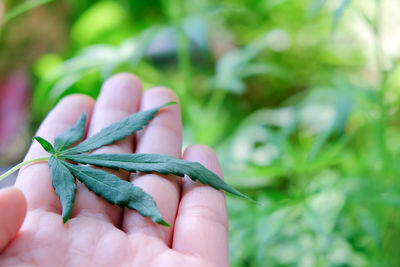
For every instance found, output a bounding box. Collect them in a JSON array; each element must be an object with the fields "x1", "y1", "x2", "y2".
[{"x1": 122, "y1": 87, "x2": 182, "y2": 246}]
